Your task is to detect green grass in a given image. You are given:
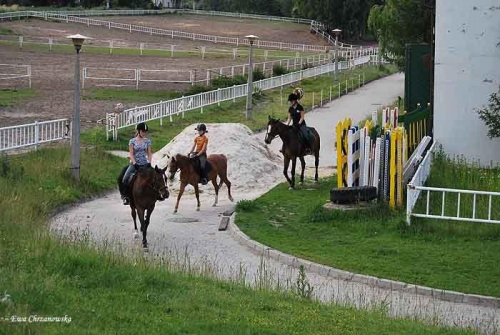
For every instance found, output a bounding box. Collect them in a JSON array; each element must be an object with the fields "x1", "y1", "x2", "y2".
[
  {"x1": 0, "y1": 28, "x2": 13, "y2": 35},
  {"x1": 0, "y1": 148, "x2": 471, "y2": 334},
  {"x1": 83, "y1": 88, "x2": 182, "y2": 103},
  {"x1": 235, "y1": 173, "x2": 500, "y2": 297},
  {"x1": 0, "y1": 88, "x2": 36, "y2": 107},
  {"x1": 81, "y1": 64, "x2": 398, "y2": 151}
]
